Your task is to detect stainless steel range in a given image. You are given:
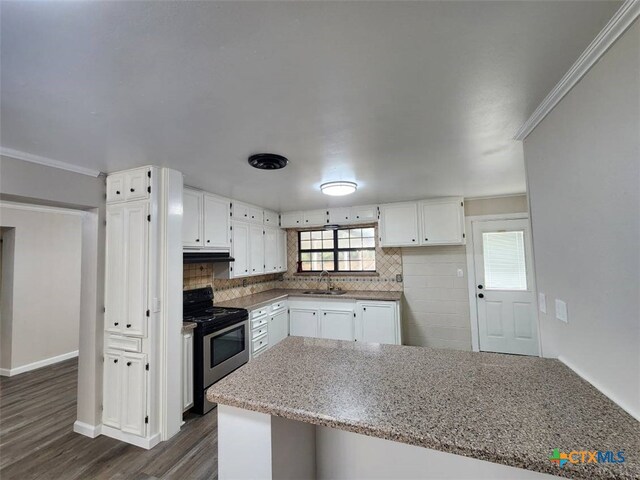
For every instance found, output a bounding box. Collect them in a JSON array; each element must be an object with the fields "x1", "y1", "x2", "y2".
[{"x1": 183, "y1": 287, "x2": 249, "y2": 414}]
